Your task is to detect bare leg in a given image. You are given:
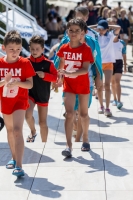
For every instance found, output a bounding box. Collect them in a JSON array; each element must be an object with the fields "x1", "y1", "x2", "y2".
[
  {"x1": 95, "y1": 68, "x2": 103, "y2": 107},
  {"x1": 3, "y1": 114, "x2": 15, "y2": 168},
  {"x1": 25, "y1": 100, "x2": 36, "y2": 141},
  {"x1": 13, "y1": 110, "x2": 25, "y2": 169},
  {"x1": 111, "y1": 75, "x2": 117, "y2": 101},
  {"x1": 4, "y1": 110, "x2": 25, "y2": 171},
  {"x1": 104, "y1": 70, "x2": 113, "y2": 109},
  {"x1": 114, "y1": 73, "x2": 122, "y2": 102},
  {"x1": 75, "y1": 114, "x2": 82, "y2": 142},
  {"x1": 64, "y1": 92, "x2": 75, "y2": 149},
  {"x1": 78, "y1": 94, "x2": 90, "y2": 143},
  {"x1": 37, "y1": 105, "x2": 48, "y2": 142}
]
